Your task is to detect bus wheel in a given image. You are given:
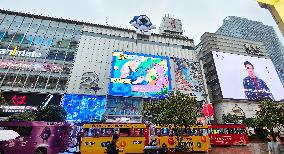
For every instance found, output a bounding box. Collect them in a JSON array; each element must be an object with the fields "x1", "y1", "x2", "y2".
[{"x1": 34, "y1": 148, "x2": 47, "y2": 154}]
